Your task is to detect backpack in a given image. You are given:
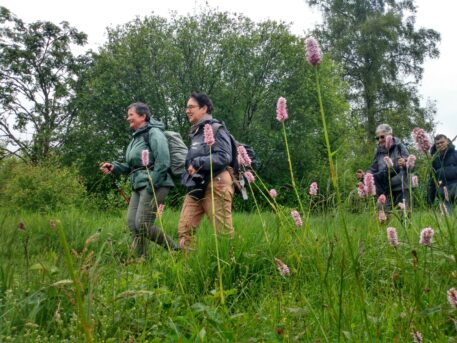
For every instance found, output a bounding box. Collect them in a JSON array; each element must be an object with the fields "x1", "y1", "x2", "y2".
[
  {"x1": 142, "y1": 129, "x2": 188, "y2": 177},
  {"x1": 211, "y1": 120, "x2": 258, "y2": 200}
]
